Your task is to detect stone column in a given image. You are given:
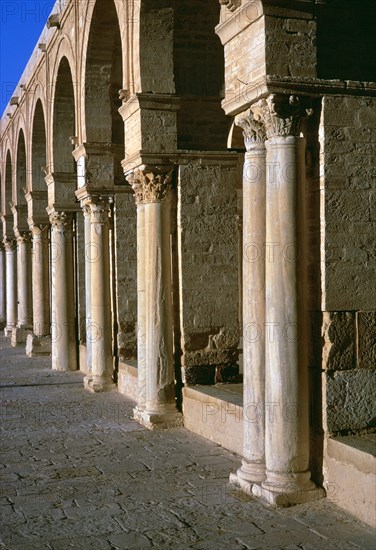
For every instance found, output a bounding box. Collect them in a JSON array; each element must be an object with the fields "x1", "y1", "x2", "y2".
[
  {"x1": 12, "y1": 232, "x2": 32, "y2": 345},
  {"x1": 83, "y1": 197, "x2": 114, "y2": 392},
  {"x1": 0, "y1": 244, "x2": 6, "y2": 329},
  {"x1": 82, "y1": 204, "x2": 92, "y2": 375},
  {"x1": 126, "y1": 173, "x2": 146, "y2": 418},
  {"x1": 3, "y1": 238, "x2": 17, "y2": 337},
  {"x1": 138, "y1": 167, "x2": 182, "y2": 428},
  {"x1": 26, "y1": 225, "x2": 51, "y2": 356},
  {"x1": 230, "y1": 106, "x2": 267, "y2": 490},
  {"x1": 253, "y1": 94, "x2": 324, "y2": 505},
  {"x1": 50, "y1": 212, "x2": 77, "y2": 371}
]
